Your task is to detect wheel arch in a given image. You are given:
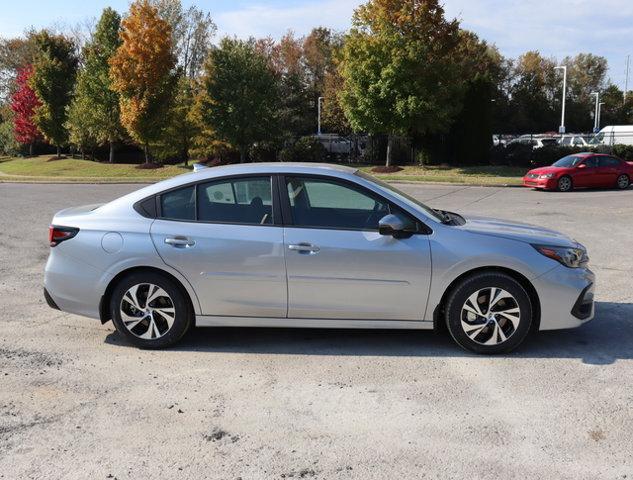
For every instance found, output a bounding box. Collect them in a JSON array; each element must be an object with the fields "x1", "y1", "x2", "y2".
[
  {"x1": 99, "y1": 266, "x2": 196, "y2": 325},
  {"x1": 432, "y1": 266, "x2": 541, "y2": 332}
]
